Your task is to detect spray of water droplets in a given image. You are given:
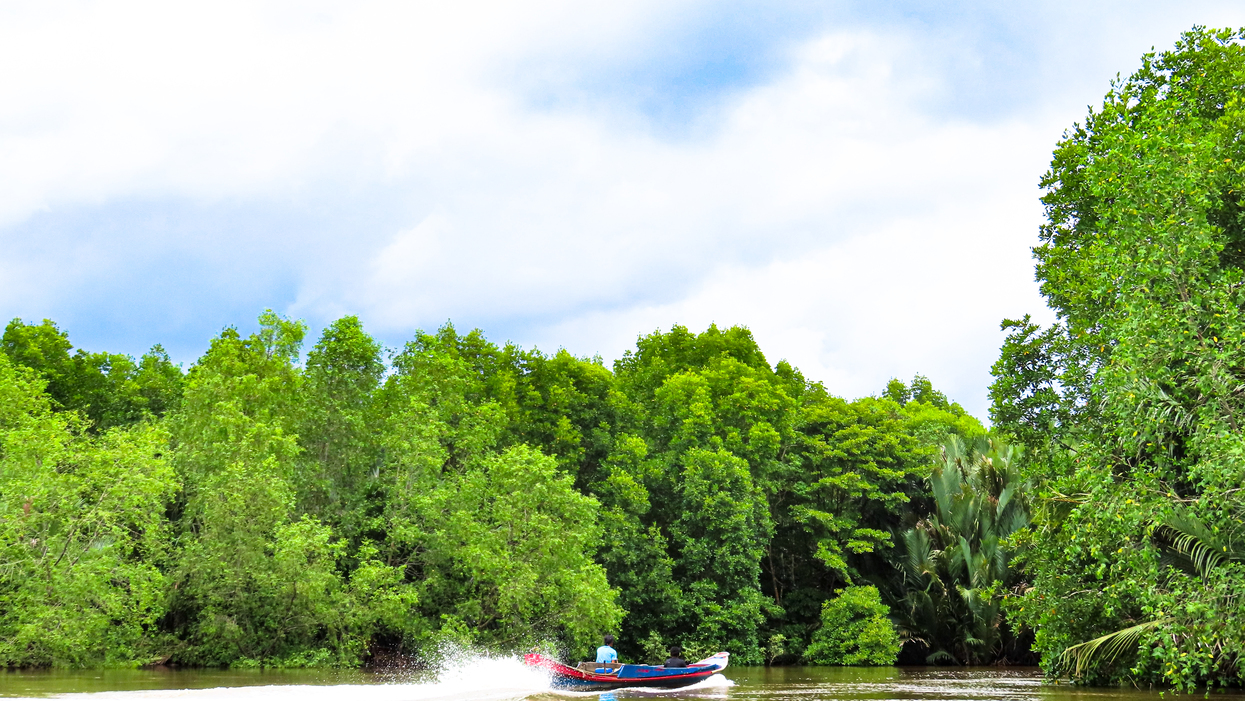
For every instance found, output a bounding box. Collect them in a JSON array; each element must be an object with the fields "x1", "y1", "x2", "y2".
[{"x1": 28, "y1": 646, "x2": 731, "y2": 701}]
